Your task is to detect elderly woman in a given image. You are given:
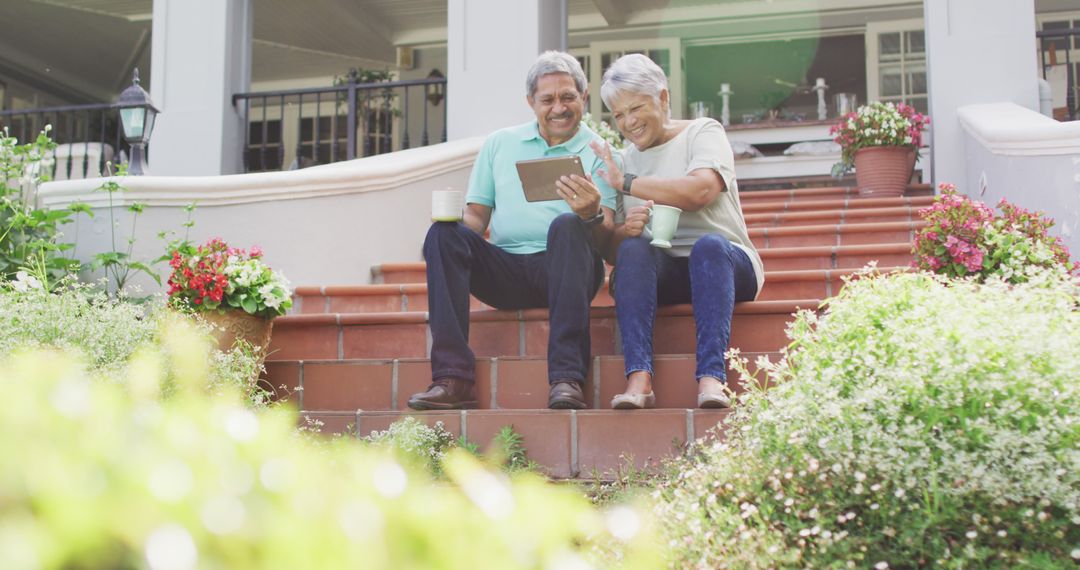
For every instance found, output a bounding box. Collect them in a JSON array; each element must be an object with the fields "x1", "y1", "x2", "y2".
[{"x1": 589, "y1": 54, "x2": 764, "y2": 409}]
